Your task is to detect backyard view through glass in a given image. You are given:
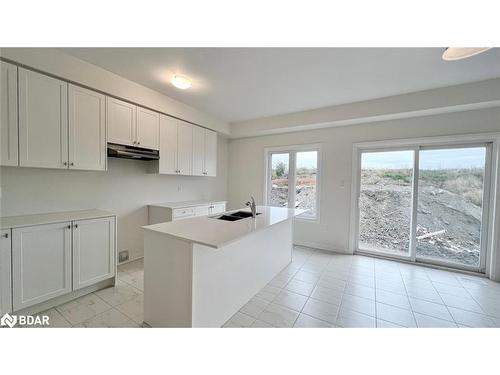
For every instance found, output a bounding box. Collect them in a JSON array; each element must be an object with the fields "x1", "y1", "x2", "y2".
[
  {"x1": 416, "y1": 147, "x2": 486, "y2": 268},
  {"x1": 295, "y1": 151, "x2": 318, "y2": 218},
  {"x1": 359, "y1": 150, "x2": 414, "y2": 255},
  {"x1": 269, "y1": 153, "x2": 289, "y2": 207},
  {"x1": 268, "y1": 149, "x2": 319, "y2": 218}
]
